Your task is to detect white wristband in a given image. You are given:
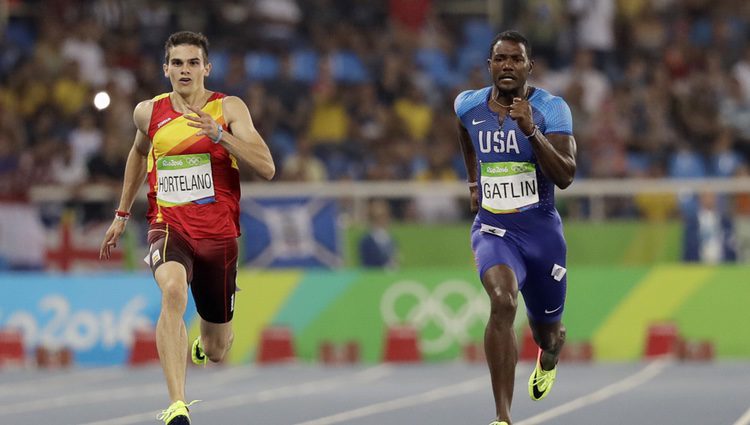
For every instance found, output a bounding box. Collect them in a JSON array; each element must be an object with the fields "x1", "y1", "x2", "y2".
[
  {"x1": 210, "y1": 124, "x2": 223, "y2": 144},
  {"x1": 468, "y1": 181, "x2": 478, "y2": 188}
]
